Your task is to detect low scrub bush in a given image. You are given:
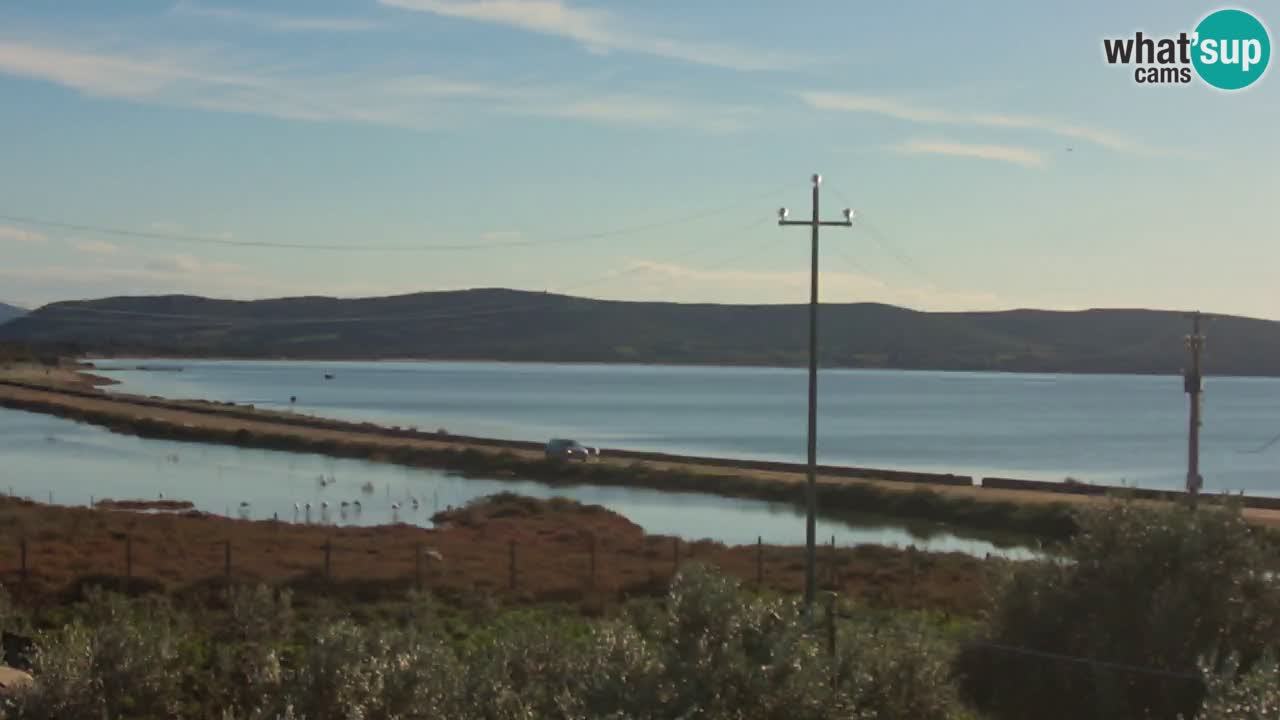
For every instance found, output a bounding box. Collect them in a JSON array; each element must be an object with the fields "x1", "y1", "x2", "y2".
[
  {"x1": 10, "y1": 589, "x2": 184, "y2": 720},
  {"x1": 957, "y1": 500, "x2": 1280, "y2": 720},
  {"x1": 3, "y1": 567, "x2": 970, "y2": 720},
  {"x1": 1196, "y1": 656, "x2": 1280, "y2": 719}
]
